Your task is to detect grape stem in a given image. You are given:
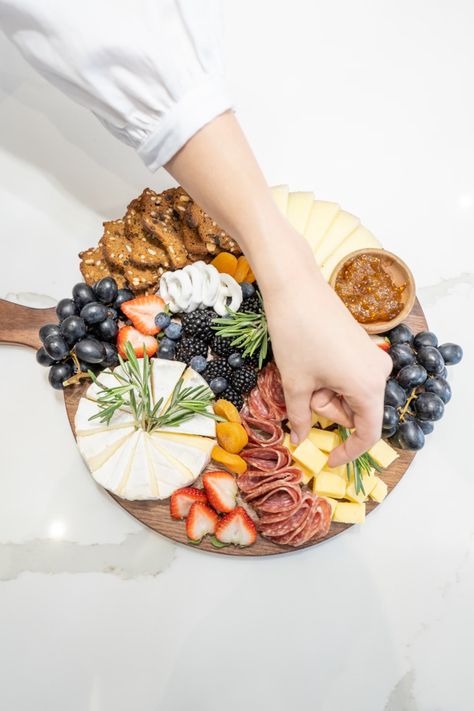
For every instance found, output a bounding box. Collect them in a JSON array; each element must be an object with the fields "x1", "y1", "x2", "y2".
[
  {"x1": 63, "y1": 350, "x2": 91, "y2": 387},
  {"x1": 398, "y1": 387, "x2": 418, "y2": 421}
]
